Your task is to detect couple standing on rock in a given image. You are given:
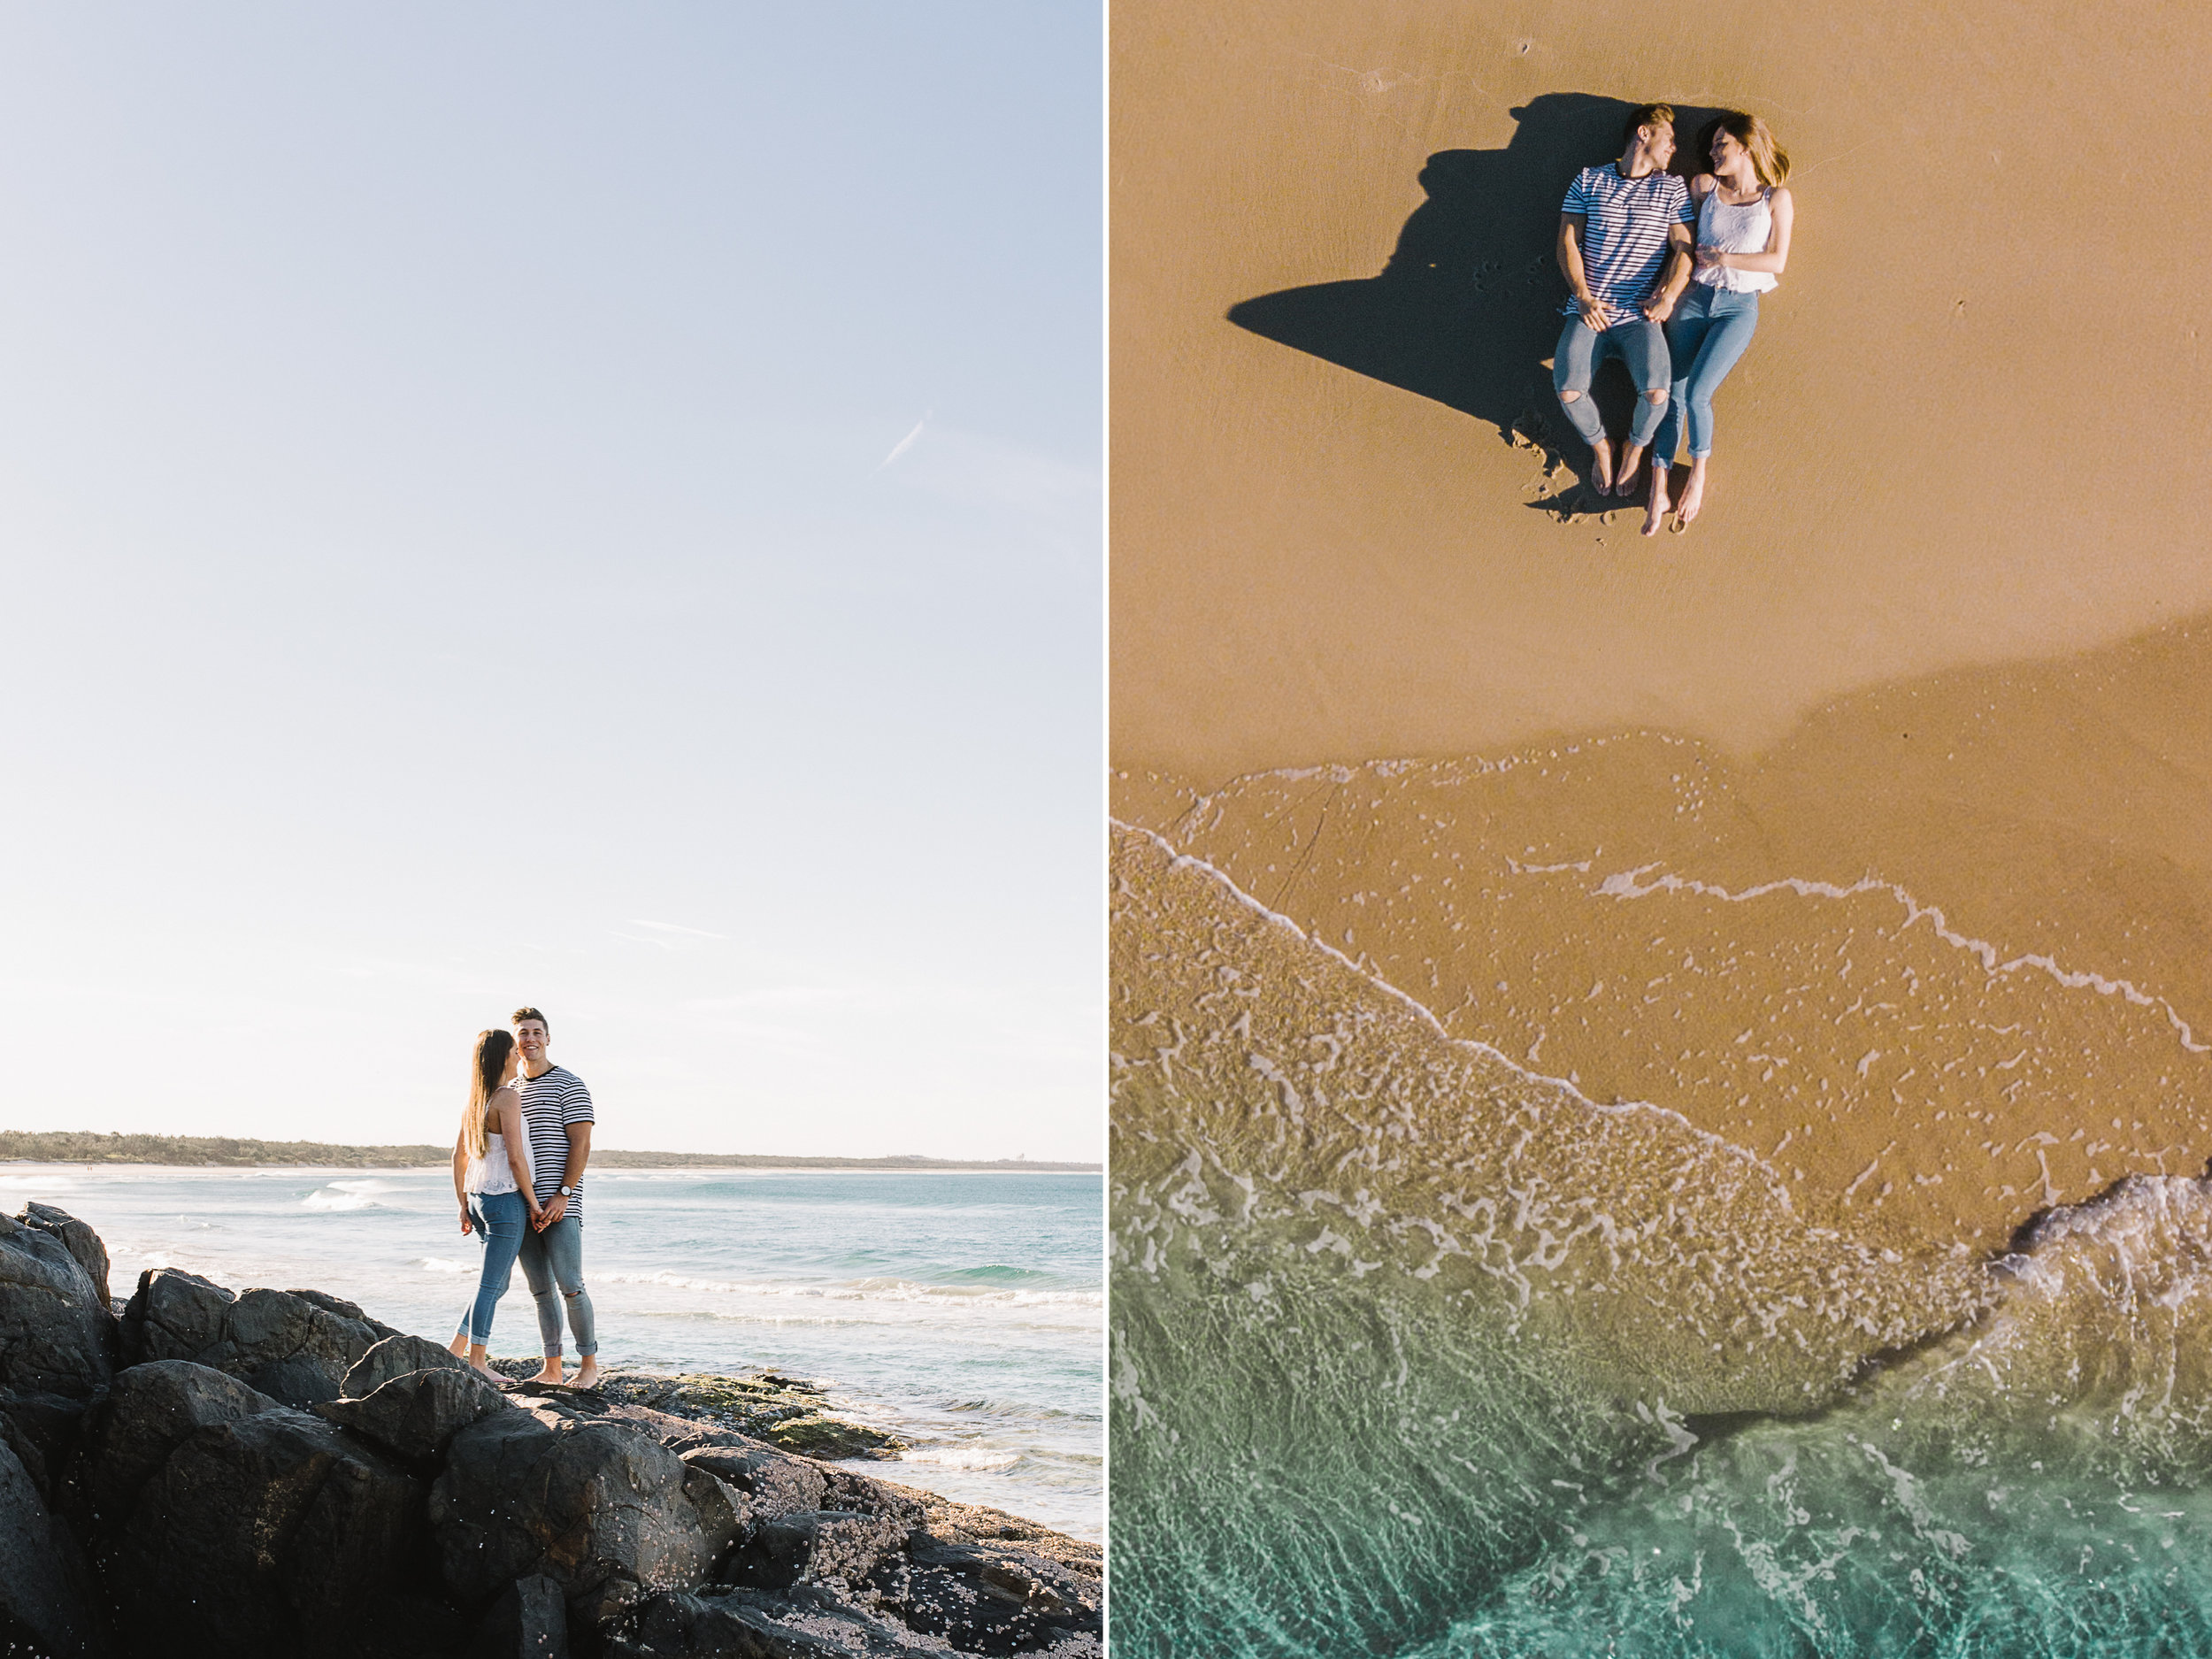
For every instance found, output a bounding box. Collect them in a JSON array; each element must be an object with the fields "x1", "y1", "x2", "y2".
[
  {"x1": 1553, "y1": 101, "x2": 1795, "y2": 536},
  {"x1": 448, "y1": 1006, "x2": 601, "y2": 1387}
]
